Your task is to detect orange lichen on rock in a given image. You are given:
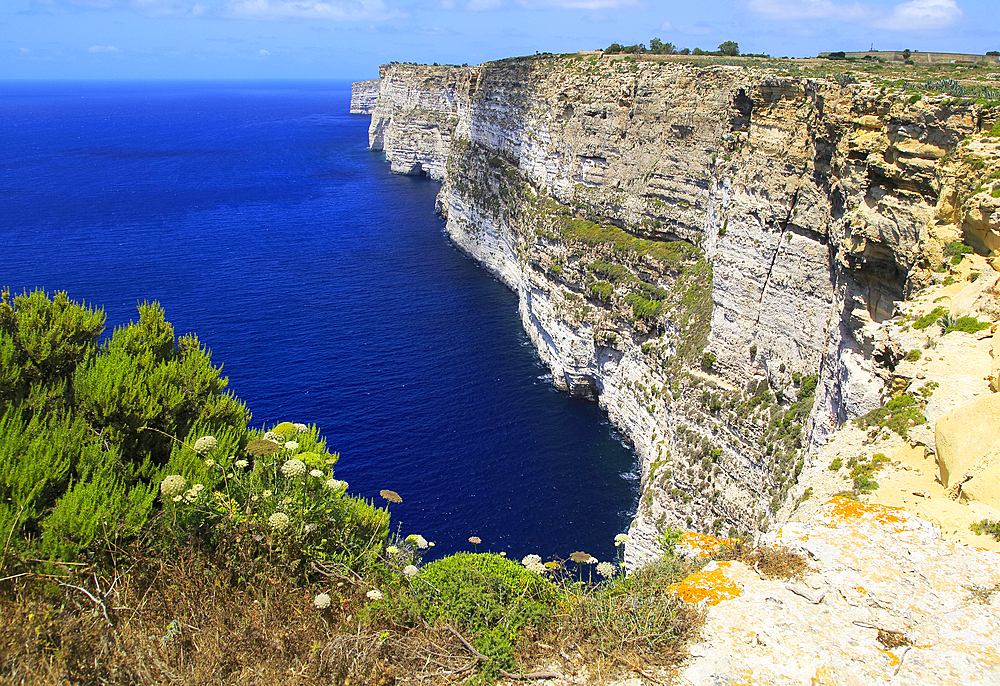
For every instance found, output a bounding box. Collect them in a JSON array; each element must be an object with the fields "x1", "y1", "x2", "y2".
[
  {"x1": 824, "y1": 496, "x2": 907, "y2": 526},
  {"x1": 677, "y1": 531, "x2": 738, "y2": 557},
  {"x1": 668, "y1": 561, "x2": 743, "y2": 606}
]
